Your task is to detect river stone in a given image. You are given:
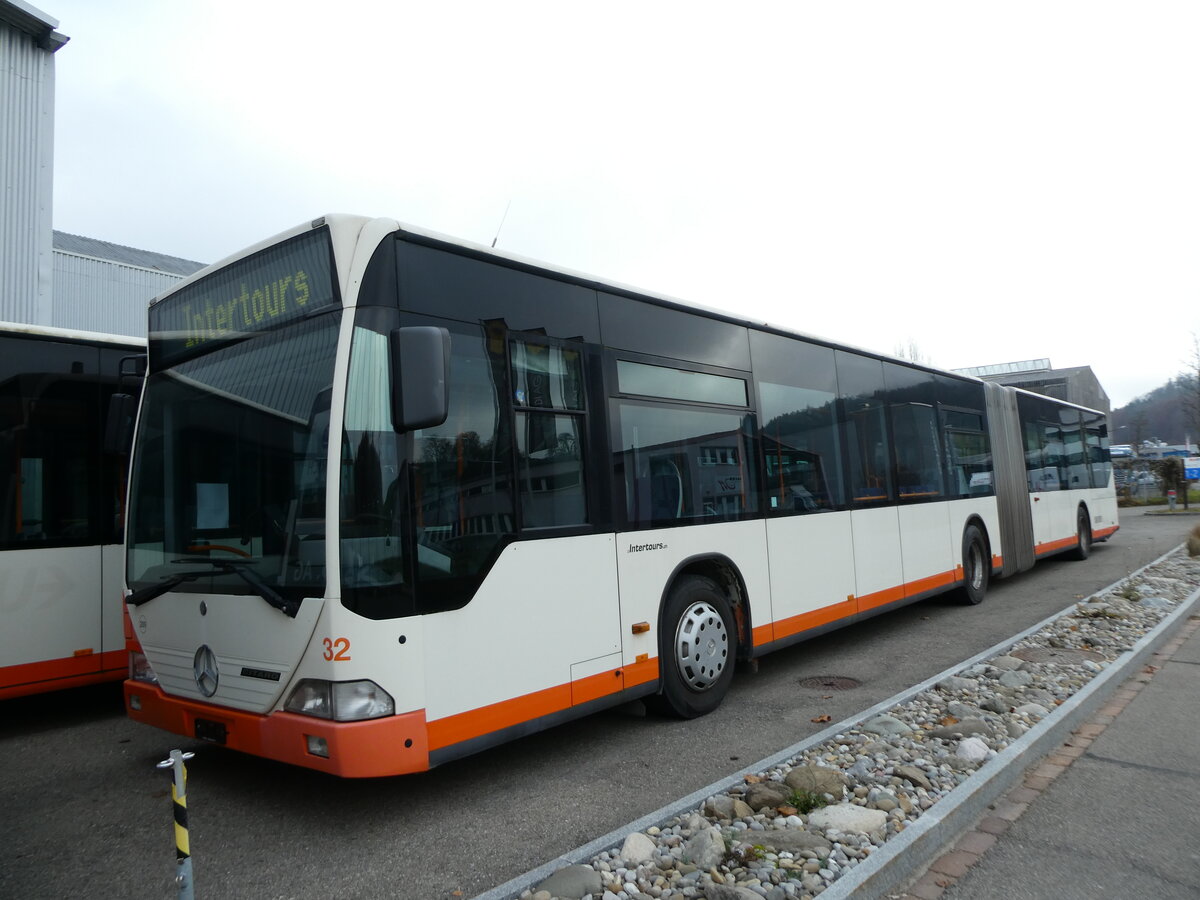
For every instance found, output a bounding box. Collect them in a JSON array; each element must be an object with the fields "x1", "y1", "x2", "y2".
[
  {"x1": 948, "y1": 701, "x2": 985, "y2": 719},
  {"x1": 893, "y1": 765, "x2": 933, "y2": 790},
  {"x1": 862, "y1": 714, "x2": 912, "y2": 736},
  {"x1": 536, "y1": 864, "x2": 603, "y2": 899},
  {"x1": 706, "y1": 794, "x2": 737, "y2": 820},
  {"x1": 1015, "y1": 703, "x2": 1050, "y2": 719},
  {"x1": 683, "y1": 824, "x2": 726, "y2": 868},
  {"x1": 981, "y1": 695, "x2": 1011, "y2": 714},
  {"x1": 784, "y1": 765, "x2": 849, "y2": 799},
  {"x1": 937, "y1": 675, "x2": 976, "y2": 691},
  {"x1": 705, "y1": 885, "x2": 764, "y2": 900},
  {"x1": 732, "y1": 798, "x2": 755, "y2": 819},
  {"x1": 807, "y1": 803, "x2": 888, "y2": 838},
  {"x1": 929, "y1": 718, "x2": 992, "y2": 739},
  {"x1": 619, "y1": 831, "x2": 657, "y2": 866},
  {"x1": 1140, "y1": 596, "x2": 1174, "y2": 609},
  {"x1": 1011, "y1": 646, "x2": 1104, "y2": 665},
  {"x1": 751, "y1": 827, "x2": 833, "y2": 855},
  {"x1": 746, "y1": 780, "x2": 793, "y2": 809},
  {"x1": 990, "y1": 655, "x2": 1025, "y2": 670},
  {"x1": 999, "y1": 670, "x2": 1034, "y2": 688},
  {"x1": 956, "y1": 737, "x2": 990, "y2": 762}
]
